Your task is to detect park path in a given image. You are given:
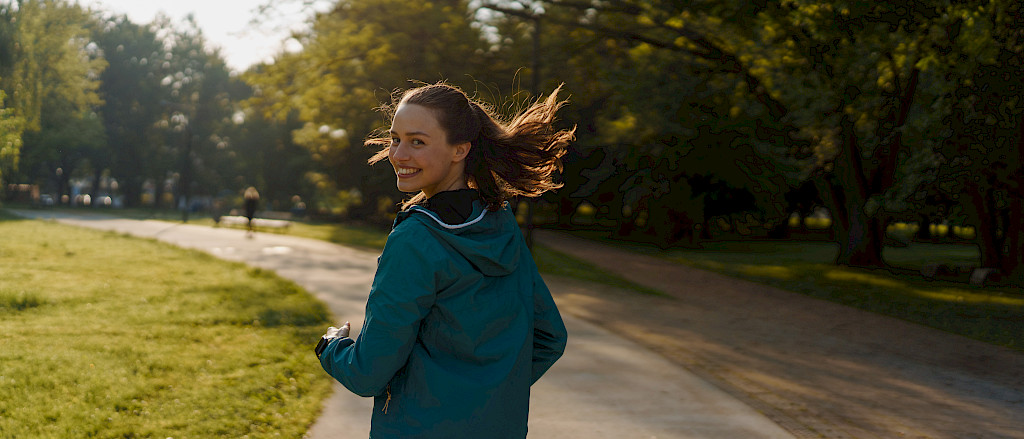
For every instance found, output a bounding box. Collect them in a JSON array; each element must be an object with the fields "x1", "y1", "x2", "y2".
[
  {"x1": 536, "y1": 230, "x2": 1024, "y2": 438},
  {"x1": 9, "y1": 210, "x2": 794, "y2": 439}
]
